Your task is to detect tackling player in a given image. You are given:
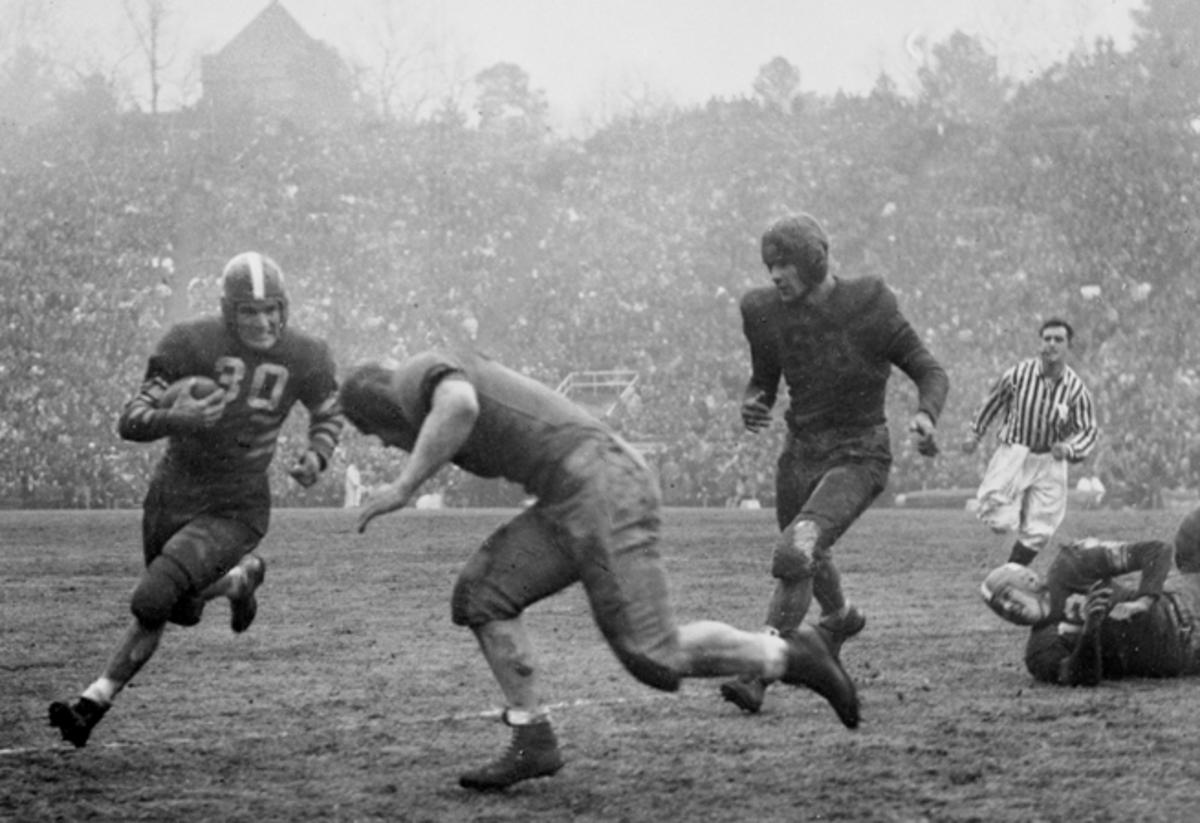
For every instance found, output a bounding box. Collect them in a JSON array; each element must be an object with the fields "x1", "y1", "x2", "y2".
[
  {"x1": 48, "y1": 252, "x2": 344, "y2": 748},
  {"x1": 720, "y1": 213, "x2": 949, "y2": 714},
  {"x1": 340, "y1": 349, "x2": 860, "y2": 791},
  {"x1": 981, "y1": 506, "x2": 1200, "y2": 685},
  {"x1": 962, "y1": 318, "x2": 1098, "y2": 566}
]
